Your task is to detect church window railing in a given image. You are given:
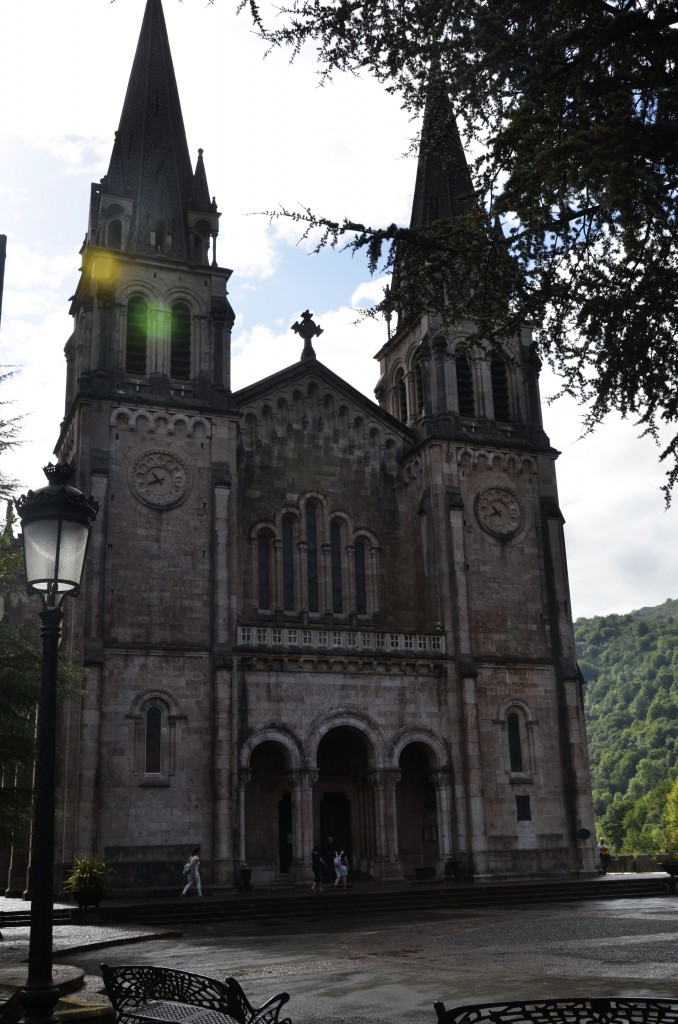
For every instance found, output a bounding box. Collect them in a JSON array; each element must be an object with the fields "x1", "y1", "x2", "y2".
[{"x1": 236, "y1": 625, "x2": 446, "y2": 655}]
